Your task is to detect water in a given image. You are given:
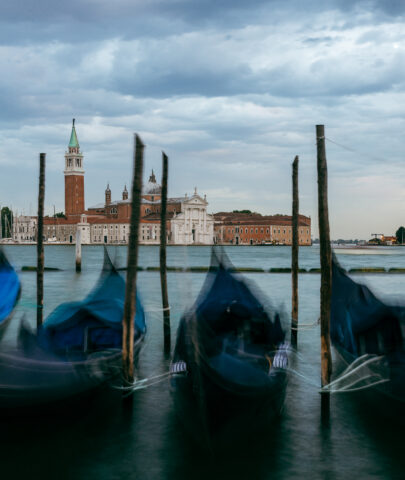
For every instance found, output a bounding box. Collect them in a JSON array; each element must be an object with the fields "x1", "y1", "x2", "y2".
[{"x1": 1, "y1": 245, "x2": 404, "y2": 479}]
